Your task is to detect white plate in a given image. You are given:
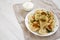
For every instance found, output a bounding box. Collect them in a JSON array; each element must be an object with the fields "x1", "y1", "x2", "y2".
[{"x1": 25, "y1": 9, "x2": 59, "y2": 36}]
